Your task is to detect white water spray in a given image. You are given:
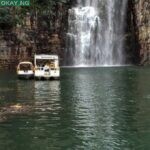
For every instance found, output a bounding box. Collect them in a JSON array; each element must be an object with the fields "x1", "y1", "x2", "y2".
[{"x1": 66, "y1": 0, "x2": 127, "y2": 66}]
